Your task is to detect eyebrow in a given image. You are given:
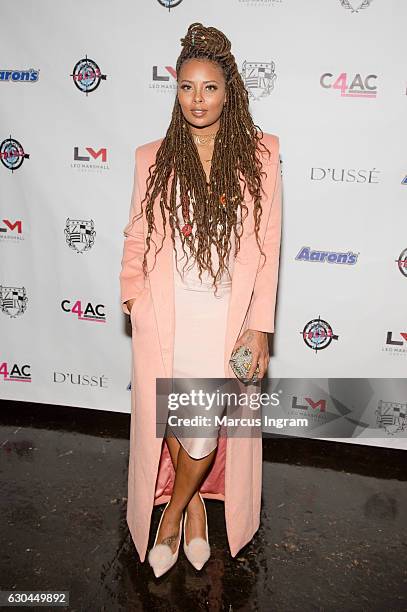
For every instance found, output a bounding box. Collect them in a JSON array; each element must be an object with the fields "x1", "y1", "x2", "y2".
[{"x1": 180, "y1": 79, "x2": 219, "y2": 84}]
